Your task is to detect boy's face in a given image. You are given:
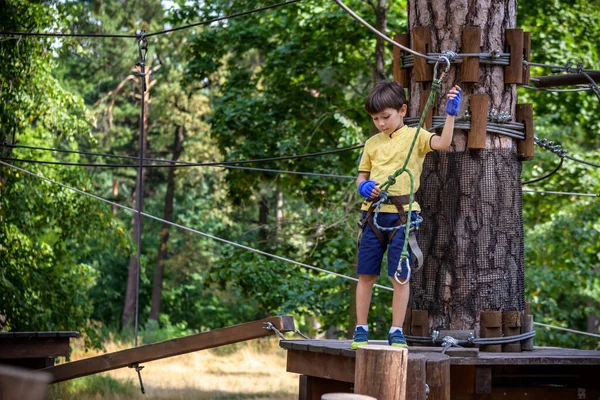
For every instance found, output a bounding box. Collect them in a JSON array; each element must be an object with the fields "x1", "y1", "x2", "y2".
[{"x1": 370, "y1": 105, "x2": 407, "y2": 135}]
